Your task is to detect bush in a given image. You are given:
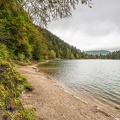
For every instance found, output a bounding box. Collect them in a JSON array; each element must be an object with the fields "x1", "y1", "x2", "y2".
[
  {"x1": 18, "y1": 108, "x2": 37, "y2": 120},
  {"x1": 0, "y1": 60, "x2": 37, "y2": 119},
  {"x1": 18, "y1": 53, "x2": 25, "y2": 61}
]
